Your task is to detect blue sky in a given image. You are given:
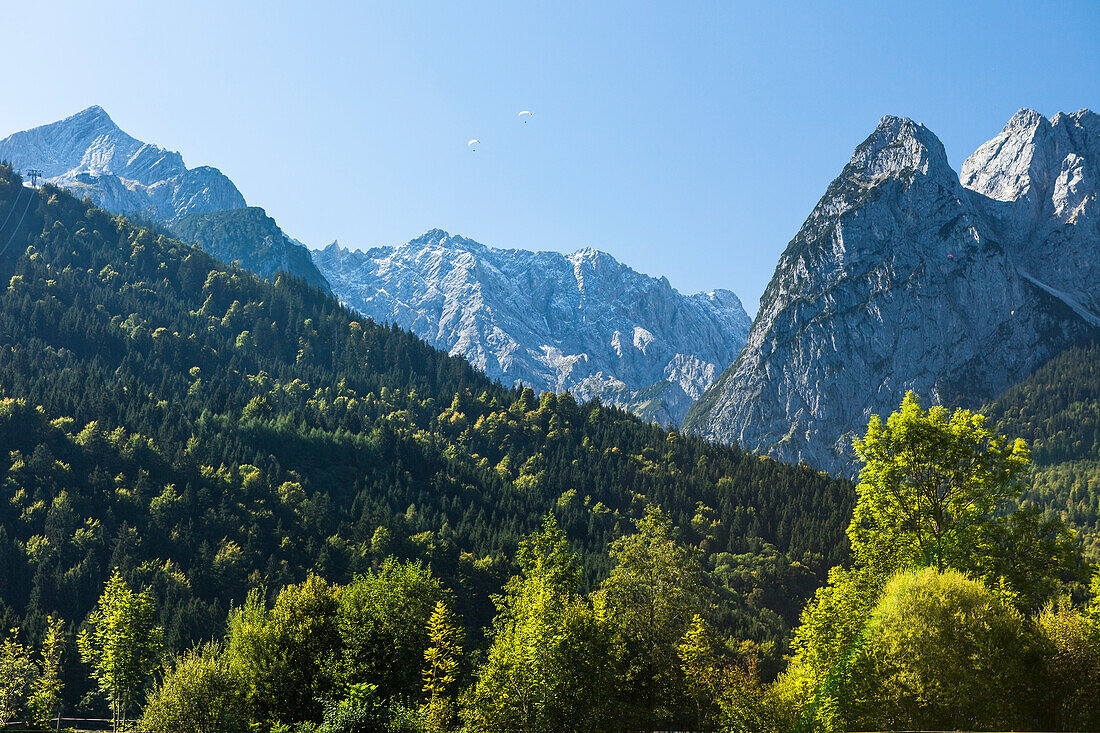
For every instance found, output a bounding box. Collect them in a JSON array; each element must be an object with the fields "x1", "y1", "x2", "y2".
[{"x1": 3, "y1": 1, "x2": 1097, "y2": 311}]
